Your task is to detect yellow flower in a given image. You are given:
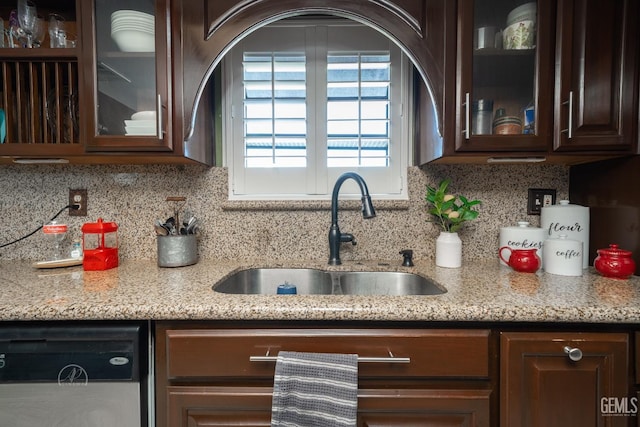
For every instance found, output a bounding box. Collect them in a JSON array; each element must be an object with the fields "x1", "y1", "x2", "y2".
[
  {"x1": 443, "y1": 194, "x2": 455, "y2": 202},
  {"x1": 447, "y1": 211, "x2": 460, "y2": 219}
]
